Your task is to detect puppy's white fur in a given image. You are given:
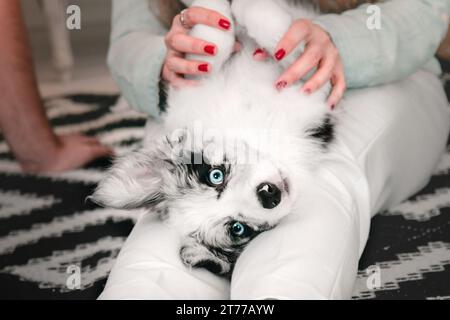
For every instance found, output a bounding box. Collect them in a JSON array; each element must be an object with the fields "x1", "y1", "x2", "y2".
[{"x1": 93, "y1": 0, "x2": 335, "y2": 275}]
